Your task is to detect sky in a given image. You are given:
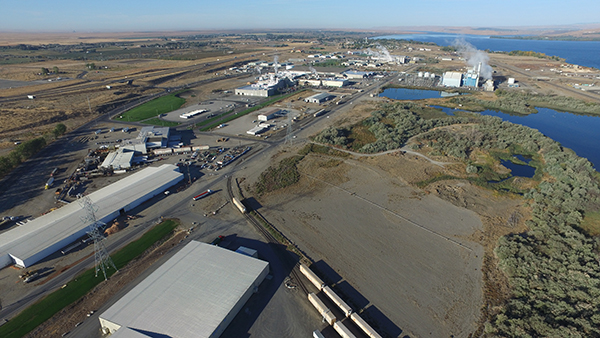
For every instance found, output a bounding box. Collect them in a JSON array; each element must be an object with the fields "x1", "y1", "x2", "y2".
[{"x1": 0, "y1": 0, "x2": 599, "y2": 32}]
